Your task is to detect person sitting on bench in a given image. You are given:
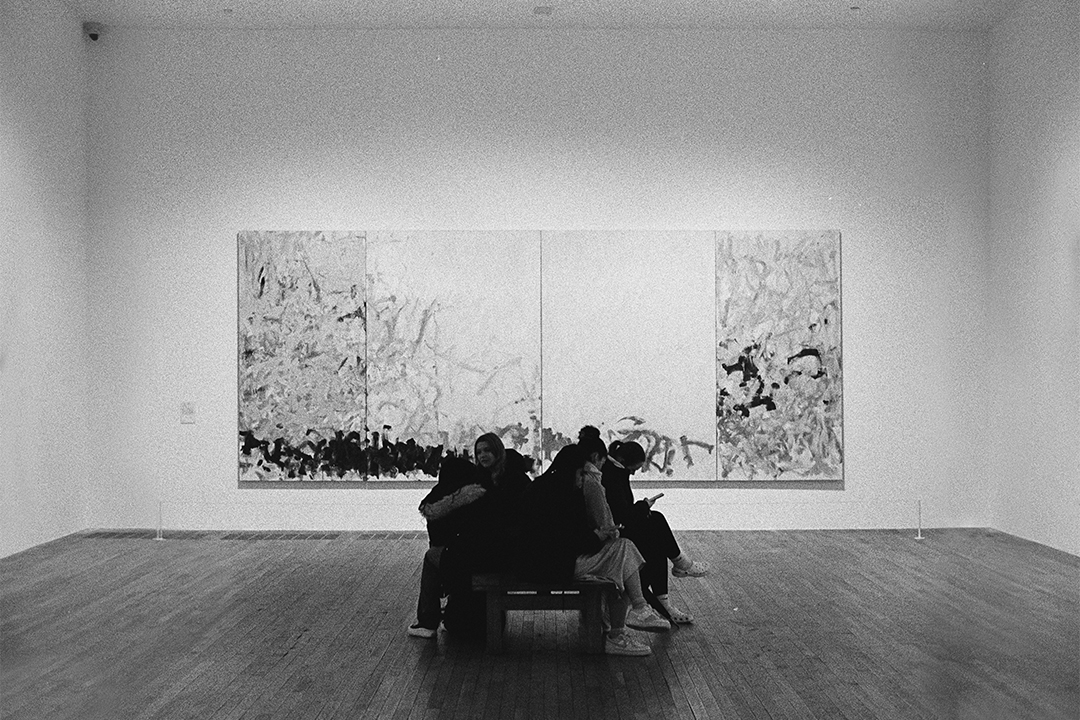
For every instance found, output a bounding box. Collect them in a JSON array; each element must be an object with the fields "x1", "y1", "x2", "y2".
[
  {"x1": 602, "y1": 439, "x2": 710, "y2": 625},
  {"x1": 516, "y1": 439, "x2": 669, "y2": 656},
  {"x1": 408, "y1": 433, "x2": 530, "y2": 639}
]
